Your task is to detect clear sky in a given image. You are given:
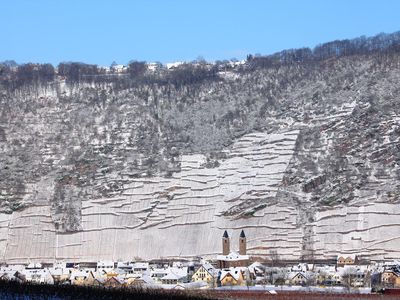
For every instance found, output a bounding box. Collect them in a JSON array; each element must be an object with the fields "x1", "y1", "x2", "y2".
[{"x1": 1, "y1": 0, "x2": 400, "y2": 66}]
